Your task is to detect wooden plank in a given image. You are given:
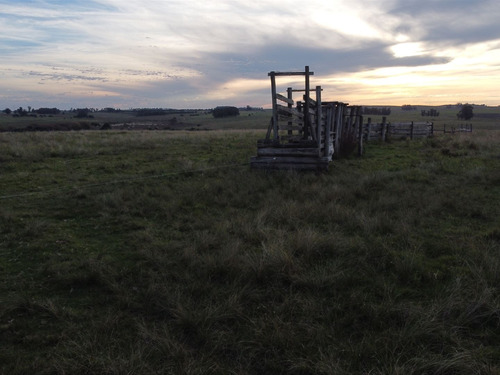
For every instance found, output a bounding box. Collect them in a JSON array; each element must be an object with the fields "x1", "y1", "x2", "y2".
[
  {"x1": 277, "y1": 104, "x2": 304, "y2": 118},
  {"x1": 276, "y1": 93, "x2": 294, "y2": 105},
  {"x1": 278, "y1": 125, "x2": 303, "y2": 131},
  {"x1": 268, "y1": 71, "x2": 315, "y2": 77},
  {"x1": 257, "y1": 147, "x2": 319, "y2": 157},
  {"x1": 306, "y1": 97, "x2": 317, "y2": 107},
  {"x1": 257, "y1": 139, "x2": 316, "y2": 148},
  {"x1": 278, "y1": 115, "x2": 303, "y2": 124}
]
